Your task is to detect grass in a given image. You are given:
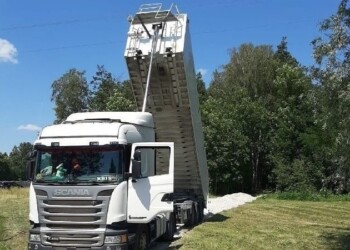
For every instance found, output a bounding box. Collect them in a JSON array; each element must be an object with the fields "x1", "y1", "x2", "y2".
[
  {"x1": 1, "y1": 188, "x2": 349, "y2": 250},
  {"x1": 0, "y1": 188, "x2": 29, "y2": 250},
  {"x1": 267, "y1": 191, "x2": 350, "y2": 202},
  {"x1": 177, "y1": 196, "x2": 350, "y2": 250}
]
